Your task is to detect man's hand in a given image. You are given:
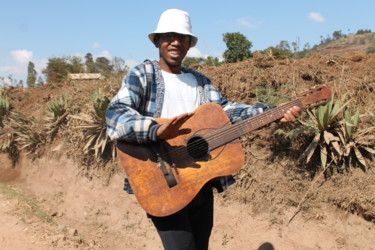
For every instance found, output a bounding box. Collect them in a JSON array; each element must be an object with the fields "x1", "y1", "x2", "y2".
[
  {"x1": 279, "y1": 106, "x2": 302, "y2": 123},
  {"x1": 156, "y1": 112, "x2": 194, "y2": 140}
]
